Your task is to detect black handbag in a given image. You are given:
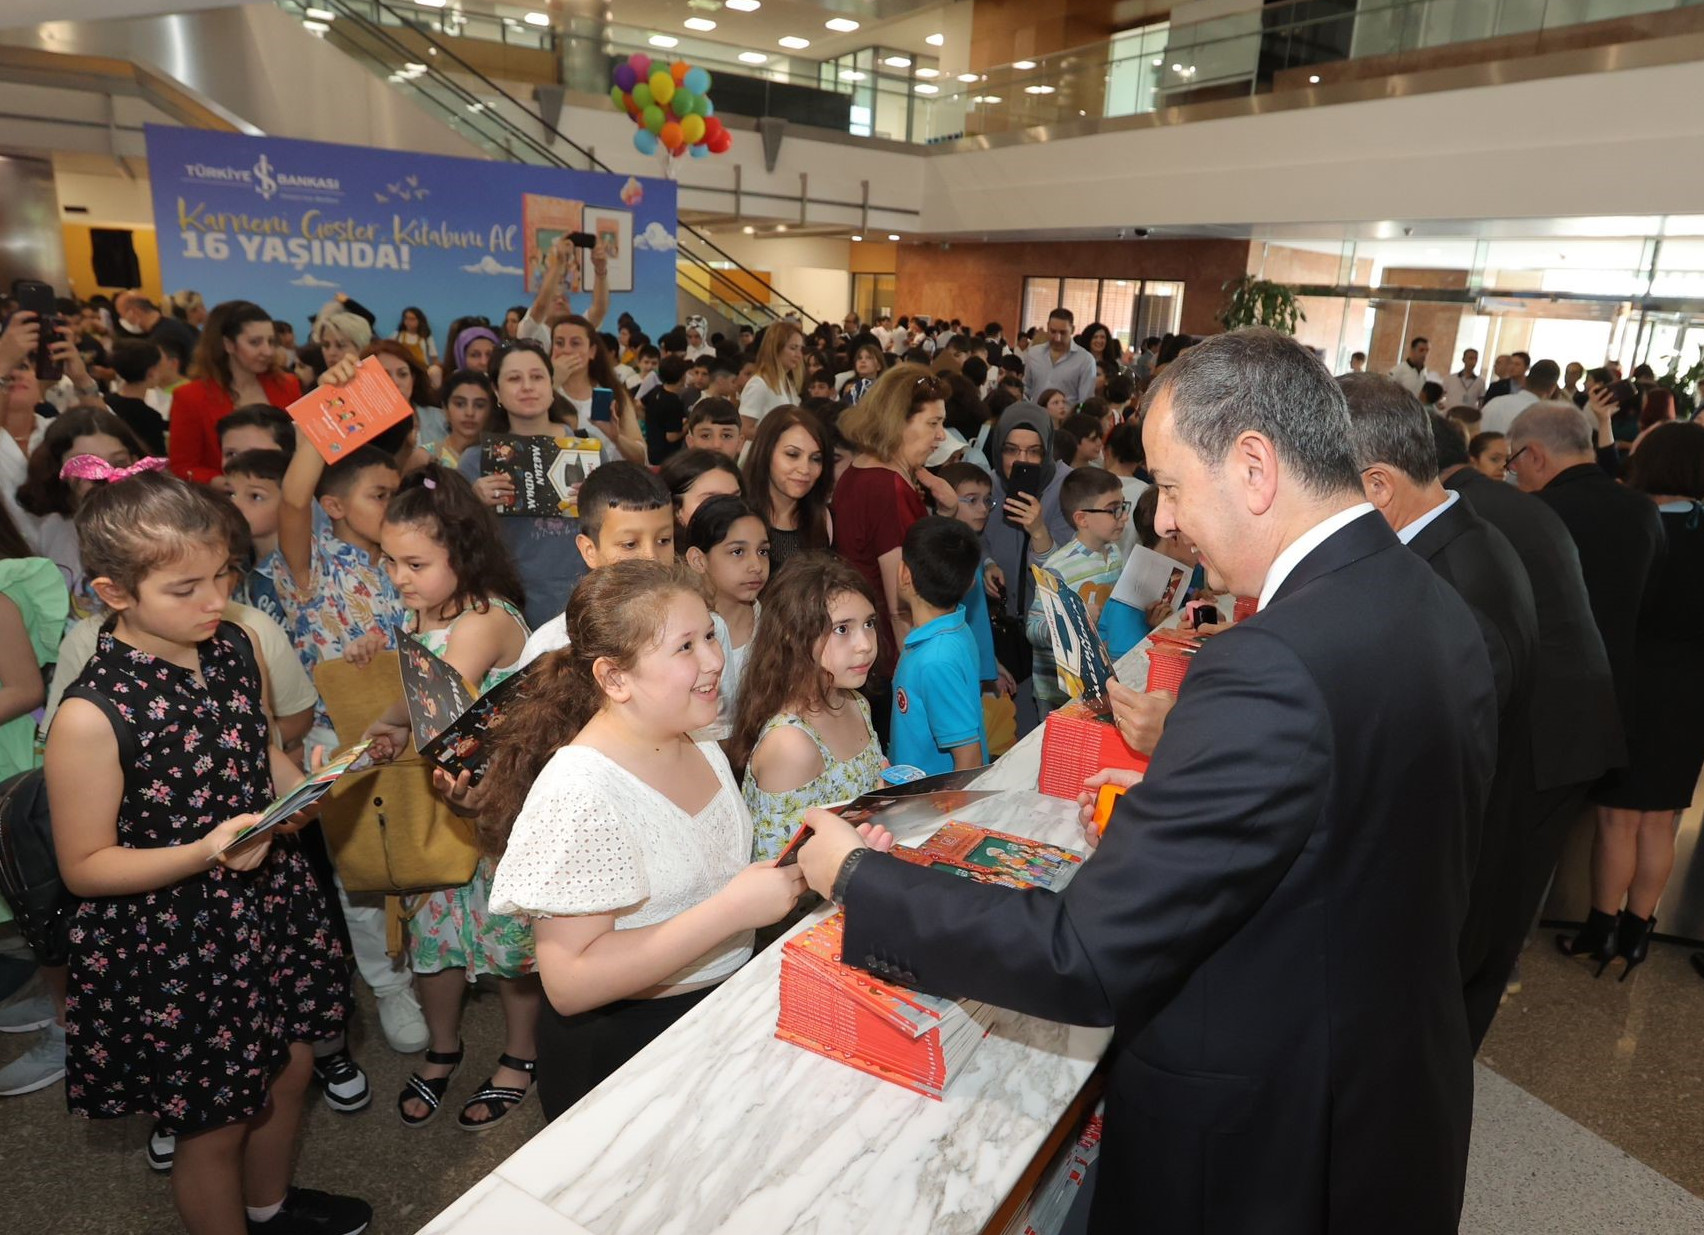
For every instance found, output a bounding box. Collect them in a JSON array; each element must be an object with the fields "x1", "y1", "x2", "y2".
[{"x1": 989, "y1": 536, "x2": 1033, "y2": 683}]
